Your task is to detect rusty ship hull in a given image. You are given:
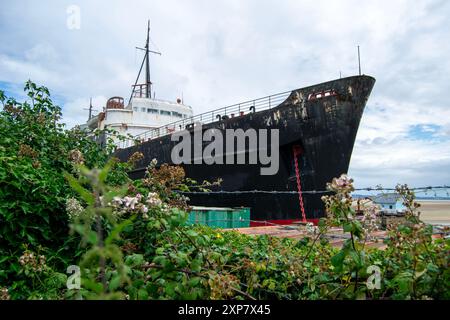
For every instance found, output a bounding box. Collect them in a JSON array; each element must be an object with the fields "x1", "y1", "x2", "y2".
[{"x1": 114, "y1": 75, "x2": 376, "y2": 224}]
